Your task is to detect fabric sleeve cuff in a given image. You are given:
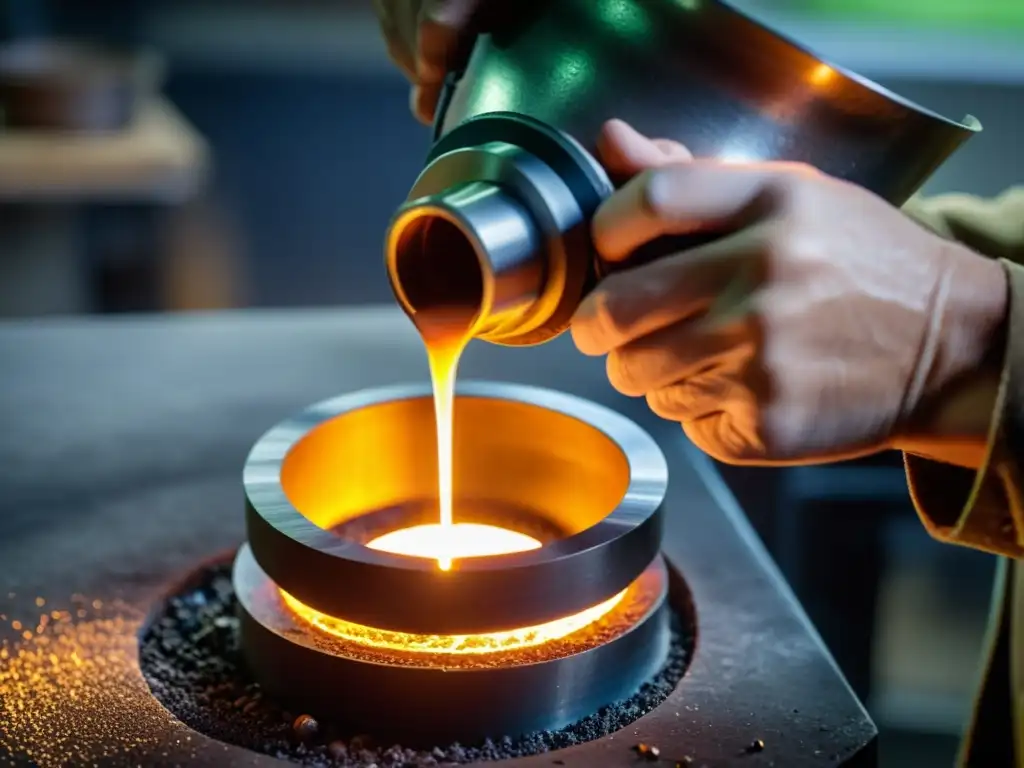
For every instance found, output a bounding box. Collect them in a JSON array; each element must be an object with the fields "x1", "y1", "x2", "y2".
[{"x1": 904, "y1": 258, "x2": 1024, "y2": 559}]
